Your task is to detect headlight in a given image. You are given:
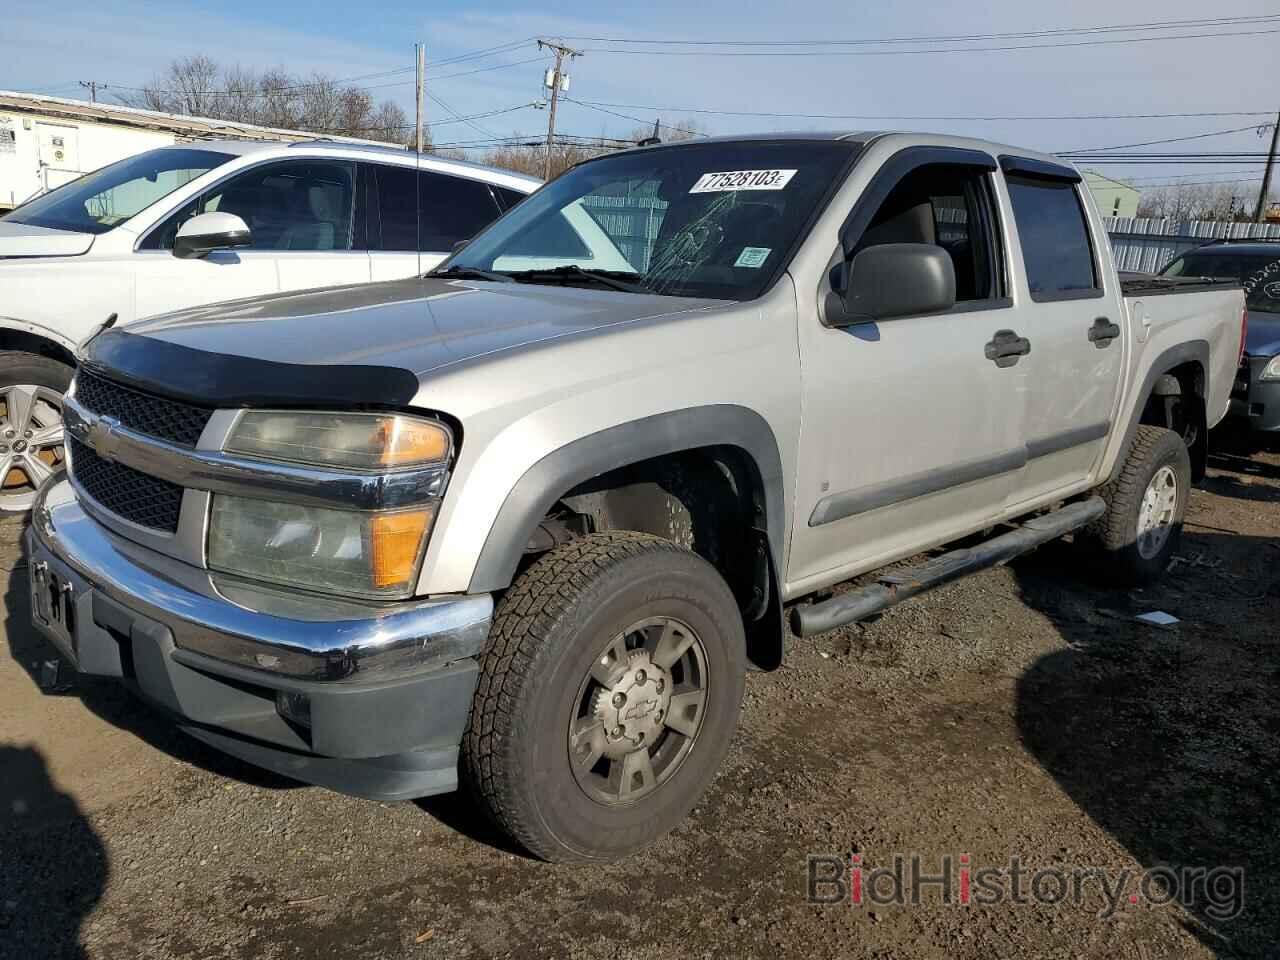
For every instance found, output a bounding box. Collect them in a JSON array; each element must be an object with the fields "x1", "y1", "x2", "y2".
[
  {"x1": 224, "y1": 411, "x2": 451, "y2": 470},
  {"x1": 1261, "y1": 355, "x2": 1280, "y2": 382},
  {"x1": 208, "y1": 411, "x2": 451, "y2": 599}
]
